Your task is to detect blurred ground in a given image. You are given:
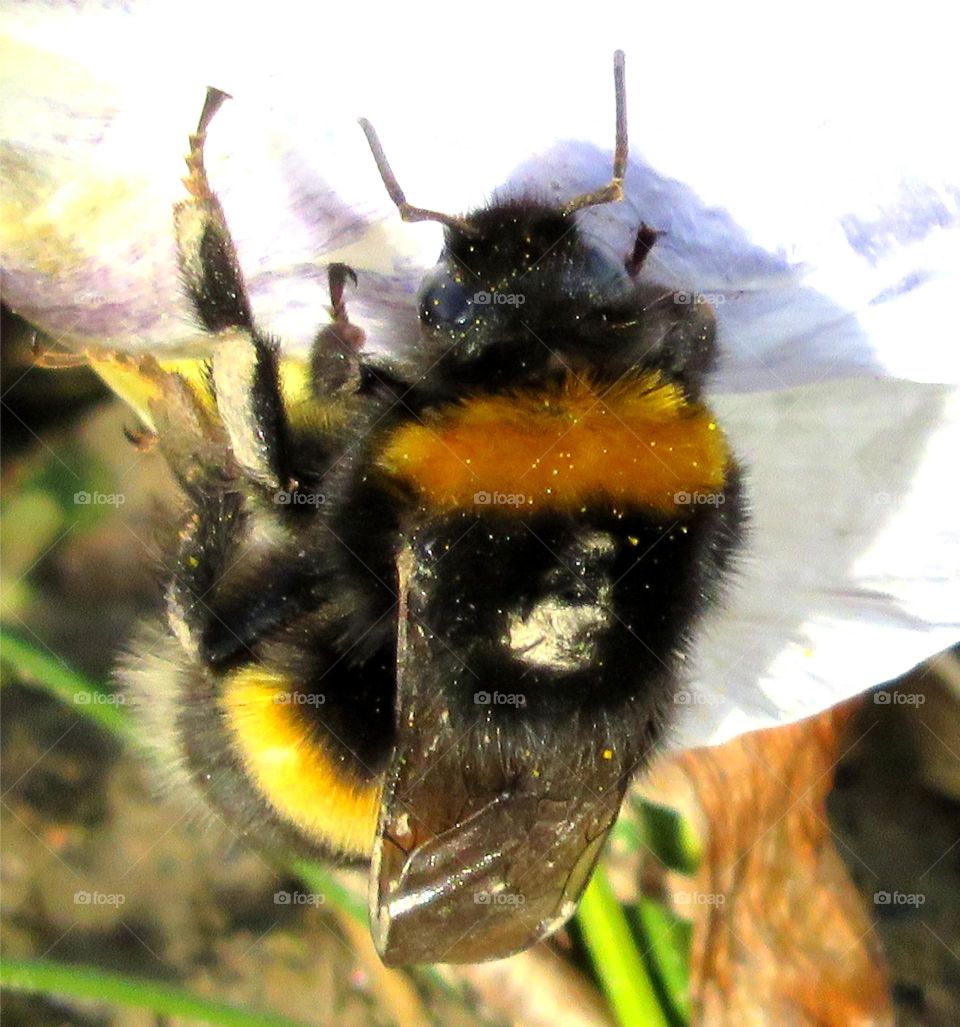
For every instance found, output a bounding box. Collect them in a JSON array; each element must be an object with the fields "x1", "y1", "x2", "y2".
[{"x1": 2, "y1": 307, "x2": 958, "y2": 1025}]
